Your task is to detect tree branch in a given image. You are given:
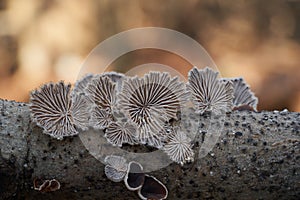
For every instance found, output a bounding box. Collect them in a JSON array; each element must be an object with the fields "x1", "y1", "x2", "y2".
[{"x1": 0, "y1": 99, "x2": 299, "y2": 199}]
